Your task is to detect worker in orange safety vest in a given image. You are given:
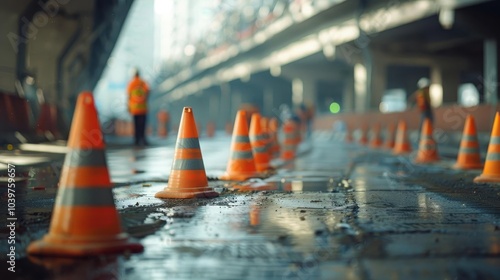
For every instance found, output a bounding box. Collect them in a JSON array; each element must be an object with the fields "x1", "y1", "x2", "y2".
[
  {"x1": 127, "y1": 70, "x2": 150, "y2": 146},
  {"x1": 409, "y1": 77, "x2": 433, "y2": 143}
]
